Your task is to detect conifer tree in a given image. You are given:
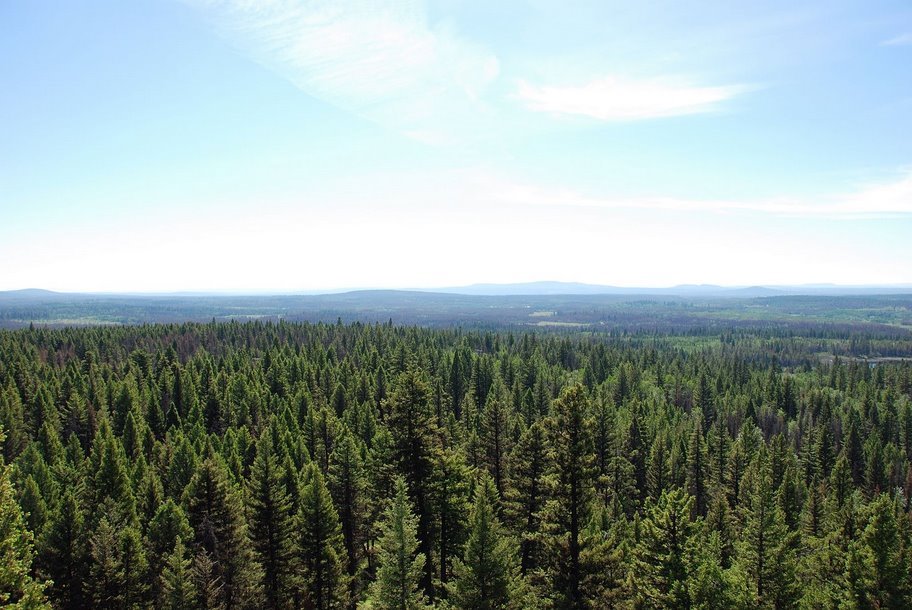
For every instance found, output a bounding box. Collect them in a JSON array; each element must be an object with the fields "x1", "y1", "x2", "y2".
[
  {"x1": 845, "y1": 494, "x2": 910, "y2": 608},
  {"x1": 705, "y1": 489, "x2": 734, "y2": 568},
  {"x1": 18, "y1": 476, "x2": 47, "y2": 540},
  {"x1": 184, "y1": 457, "x2": 260, "y2": 609},
  {"x1": 39, "y1": 490, "x2": 87, "y2": 609},
  {"x1": 87, "y1": 518, "x2": 126, "y2": 610},
  {"x1": 160, "y1": 536, "x2": 196, "y2": 610},
  {"x1": 636, "y1": 488, "x2": 696, "y2": 609},
  {"x1": 843, "y1": 410, "x2": 864, "y2": 485},
  {"x1": 625, "y1": 412, "x2": 647, "y2": 504},
  {"x1": 544, "y1": 384, "x2": 597, "y2": 610},
  {"x1": 431, "y1": 447, "x2": 470, "y2": 587},
  {"x1": 384, "y1": 367, "x2": 441, "y2": 596},
  {"x1": 329, "y1": 429, "x2": 368, "y2": 593},
  {"x1": 247, "y1": 434, "x2": 296, "y2": 609},
  {"x1": 505, "y1": 421, "x2": 548, "y2": 577},
  {"x1": 166, "y1": 435, "x2": 198, "y2": 500},
  {"x1": 297, "y1": 463, "x2": 348, "y2": 610},
  {"x1": 0, "y1": 434, "x2": 50, "y2": 608},
  {"x1": 146, "y1": 499, "x2": 194, "y2": 603},
  {"x1": 363, "y1": 477, "x2": 429, "y2": 610},
  {"x1": 735, "y1": 451, "x2": 799, "y2": 609},
  {"x1": 87, "y1": 418, "x2": 136, "y2": 524},
  {"x1": 777, "y1": 460, "x2": 804, "y2": 531},
  {"x1": 190, "y1": 548, "x2": 223, "y2": 610},
  {"x1": 448, "y1": 475, "x2": 517, "y2": 610},
  {"x1": 118, "y1": 524, "x2": 150, "y2": 609},
  {"x1": 706, "y1": 418, "x2": 730, "y2": 490},
  {"x1": 481, "y1": 384, "x2": 511, "y2": 495},
  {"x1": 647, "y1": 430, "x2": 670, "y2": 501},
  {"x1": 686, "y1": 419, "x2": 708, "y2": 518}
]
